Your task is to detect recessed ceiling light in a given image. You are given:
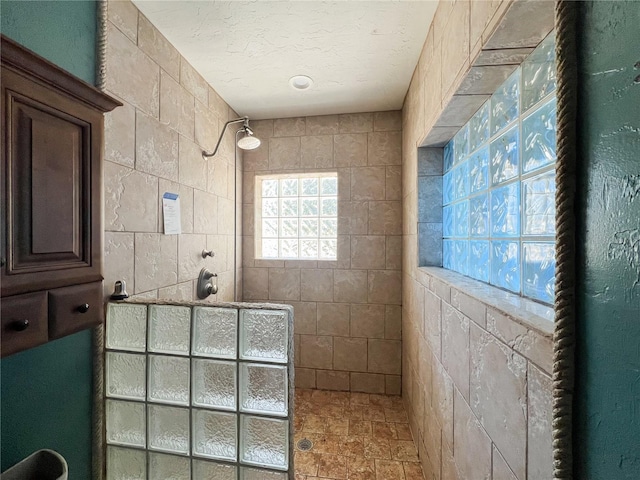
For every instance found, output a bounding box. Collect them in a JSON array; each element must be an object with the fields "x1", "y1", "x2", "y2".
[{"x1": 289, "y1": 75, "x2": 313, "y2": 90}]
